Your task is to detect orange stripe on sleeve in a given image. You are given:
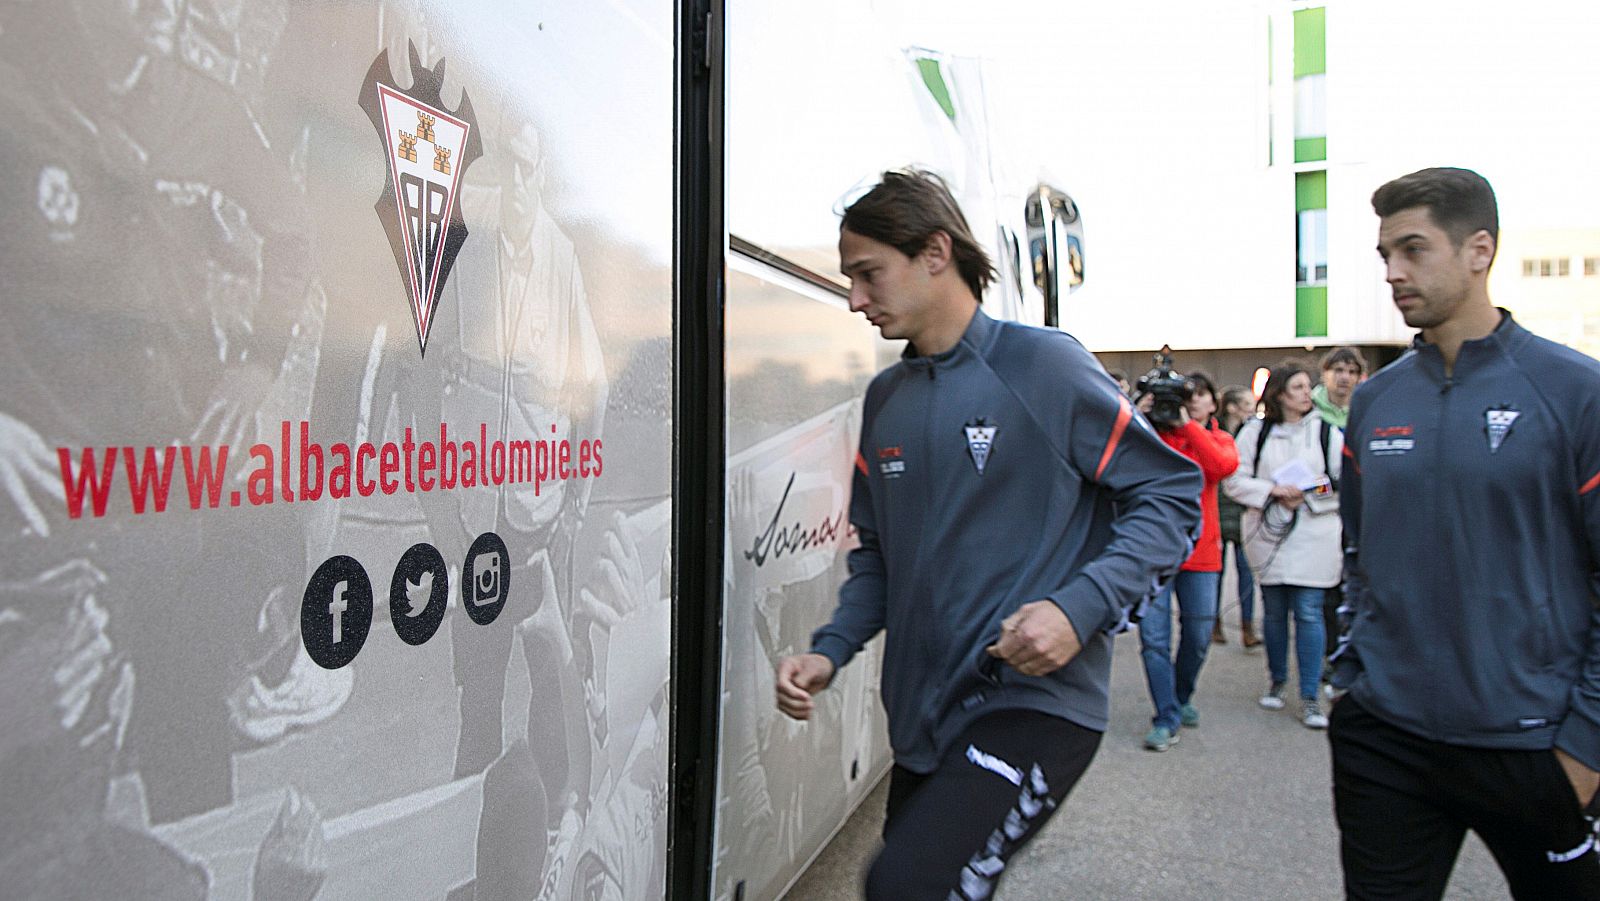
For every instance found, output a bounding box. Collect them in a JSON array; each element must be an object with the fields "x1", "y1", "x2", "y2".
[
  {"x1": 856, "y1": 451, "x2": 869, "y2": 478},
  {"x1": 1342, "y1": 443, "x2": 1361, "y2": 476},
  {"x1": 1582, "y1": 469, "x2": 1600, "y2": 496},
  {"x1": 1094, "y1": 397, "x2": 1133, "y2": 481}
]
